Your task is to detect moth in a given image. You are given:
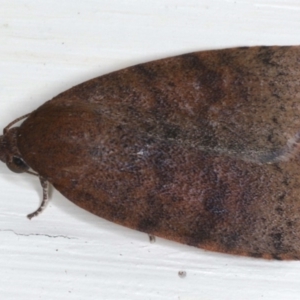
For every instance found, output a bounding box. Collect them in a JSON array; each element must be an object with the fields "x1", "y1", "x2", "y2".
[{"x1": 1, "y1": 46, "x2": 300, "y2": 259}]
